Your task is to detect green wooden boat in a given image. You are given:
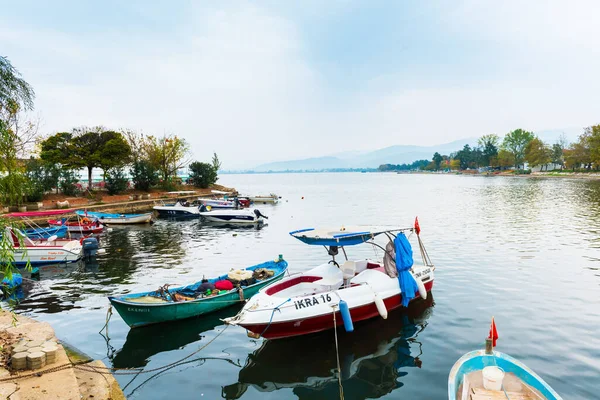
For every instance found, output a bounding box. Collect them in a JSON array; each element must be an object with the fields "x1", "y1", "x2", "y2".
[{"x1": 108, "y1": 258, "x2": 288, "y2": 328}]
